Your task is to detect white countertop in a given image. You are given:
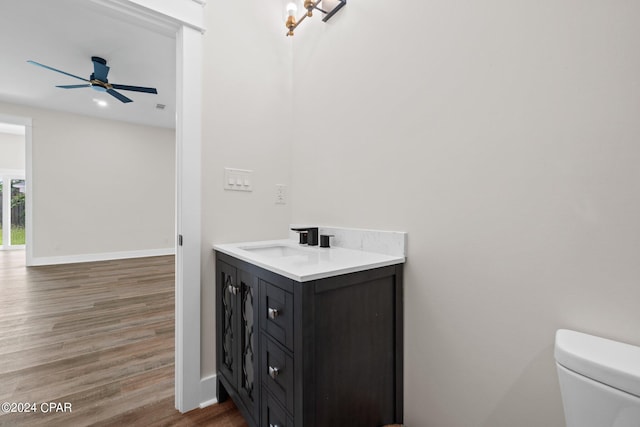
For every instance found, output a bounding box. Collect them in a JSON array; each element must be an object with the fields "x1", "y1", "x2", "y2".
[{"x1": 213, "y1": 239, "x2": 405, "y2": 282}]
